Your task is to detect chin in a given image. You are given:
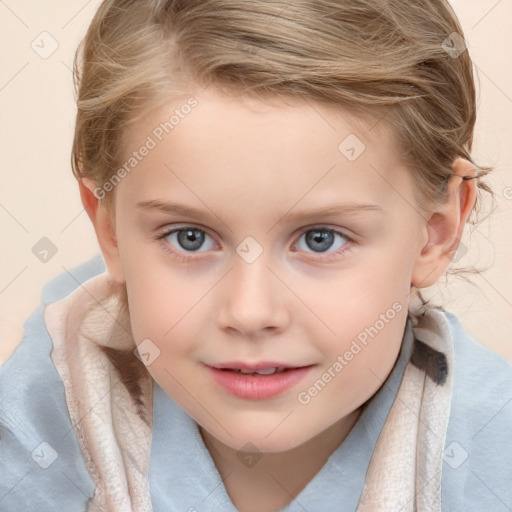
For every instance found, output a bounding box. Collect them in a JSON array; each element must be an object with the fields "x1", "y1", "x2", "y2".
[{"x1": 212, "y1": 423, "x2": 313, "y2": 454}]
